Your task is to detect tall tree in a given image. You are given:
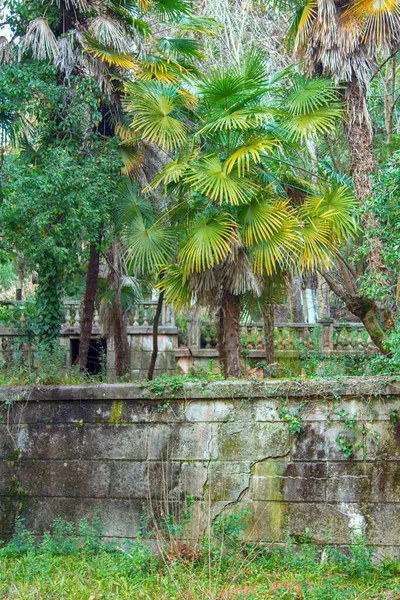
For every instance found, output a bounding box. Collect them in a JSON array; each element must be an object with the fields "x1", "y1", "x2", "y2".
[
  {"x1": 272, "y1": 0, "x2": 400, "y2": 350},
  {"x1": 123, "y1": 52, "x2": 358, "y2": 377}
]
